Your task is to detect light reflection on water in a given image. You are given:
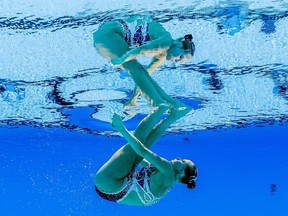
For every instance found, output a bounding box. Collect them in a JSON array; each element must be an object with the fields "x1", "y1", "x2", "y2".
[{"x1": 0, "y1": 0, "x2": 288, "y2": 133}]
